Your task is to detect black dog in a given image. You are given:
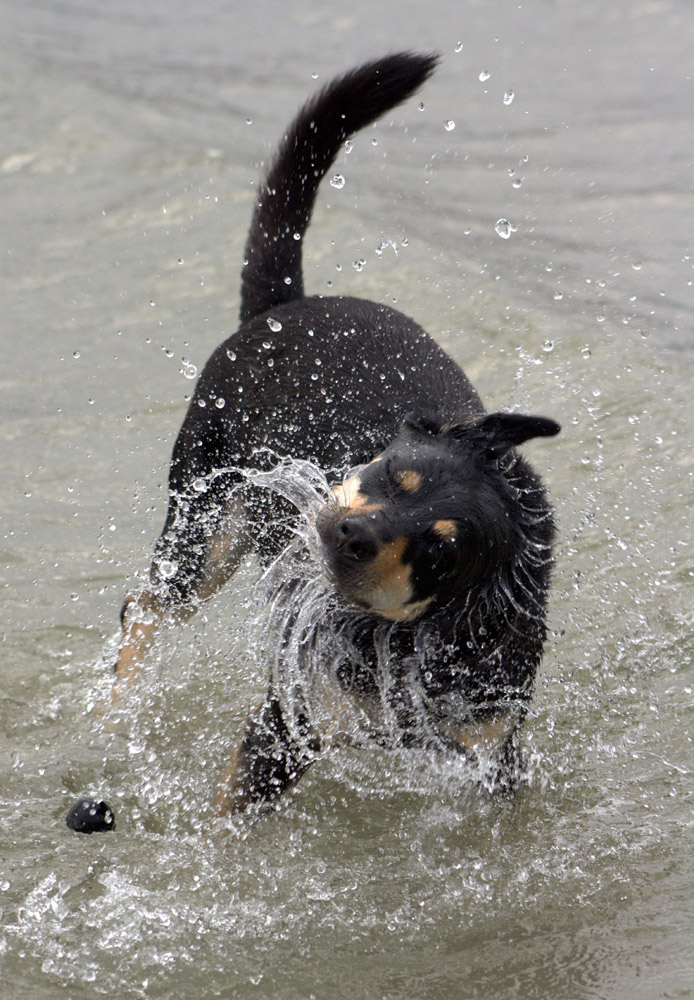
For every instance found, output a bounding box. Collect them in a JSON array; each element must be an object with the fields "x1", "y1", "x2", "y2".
[{"x1": 98, "y1": 53, "x2": 559, "y2": 823}]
